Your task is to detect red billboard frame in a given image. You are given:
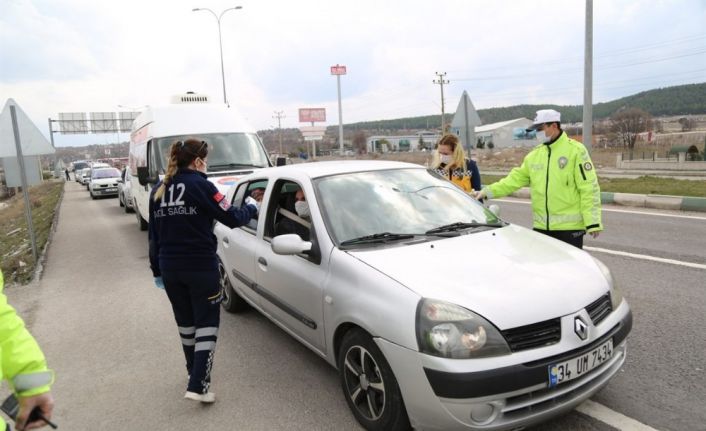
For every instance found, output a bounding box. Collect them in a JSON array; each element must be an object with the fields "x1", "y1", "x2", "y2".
[{"x1": 298, "y1": 108, "x2": 326, "y2": 123}]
